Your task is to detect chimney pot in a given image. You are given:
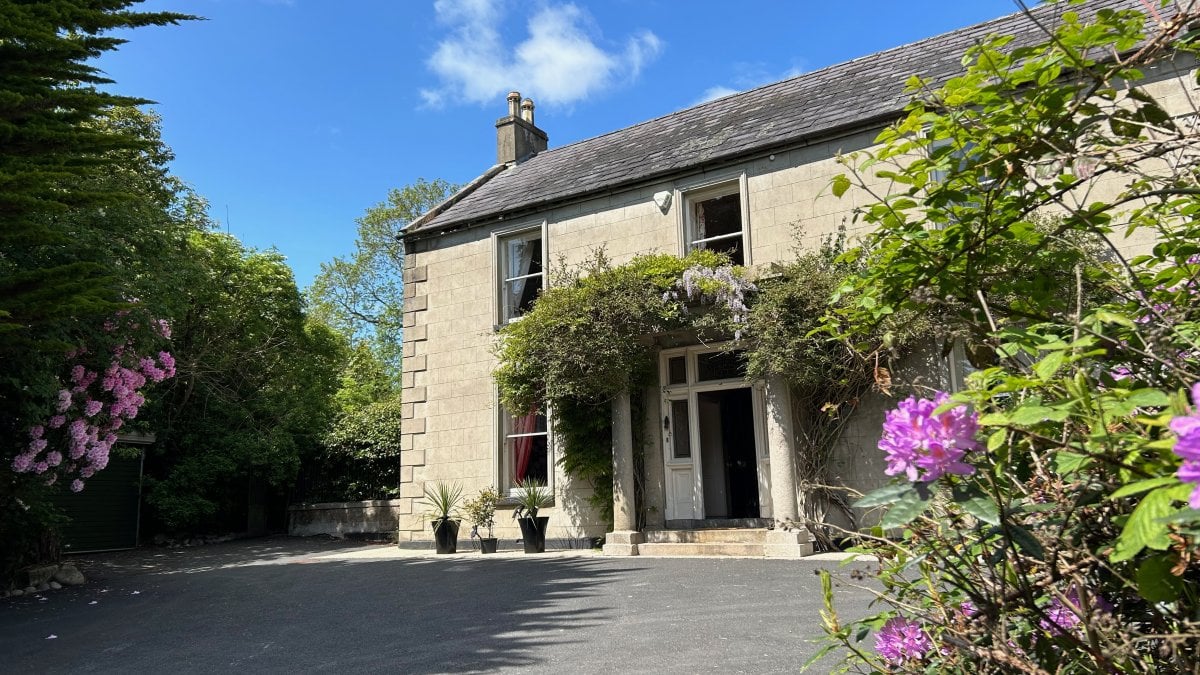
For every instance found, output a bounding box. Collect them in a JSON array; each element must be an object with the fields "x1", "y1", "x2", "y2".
[{"x1": 496, "y1": 93, "x2": 548, "y2": 165}]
